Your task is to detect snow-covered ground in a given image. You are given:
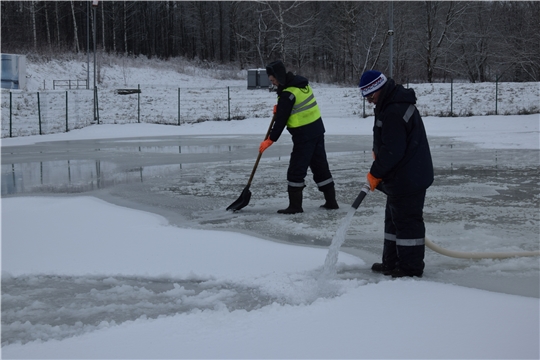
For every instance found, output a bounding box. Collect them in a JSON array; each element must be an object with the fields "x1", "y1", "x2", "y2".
[
  {"x1": 1, "y1": 57, "x2": 539, "y2": 358},
  {"x1": 2, "y1": 55, "x2": 539, "y2": 138}
]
